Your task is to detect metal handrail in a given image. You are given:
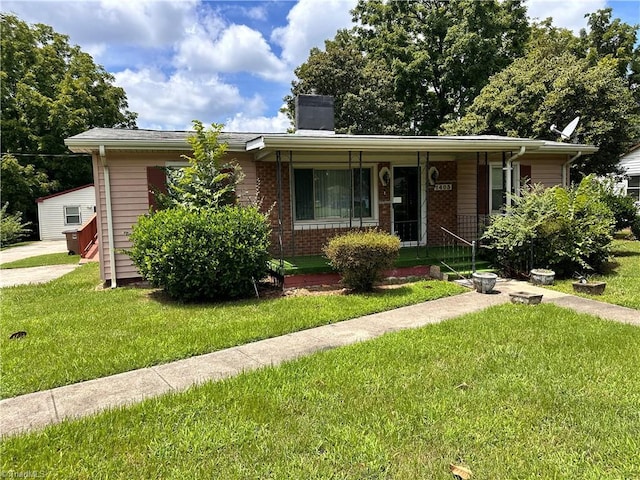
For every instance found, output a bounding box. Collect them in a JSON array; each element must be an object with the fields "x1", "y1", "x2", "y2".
[{"x1": 439, "y1": 226, "x2": 476, "y2": 275}]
